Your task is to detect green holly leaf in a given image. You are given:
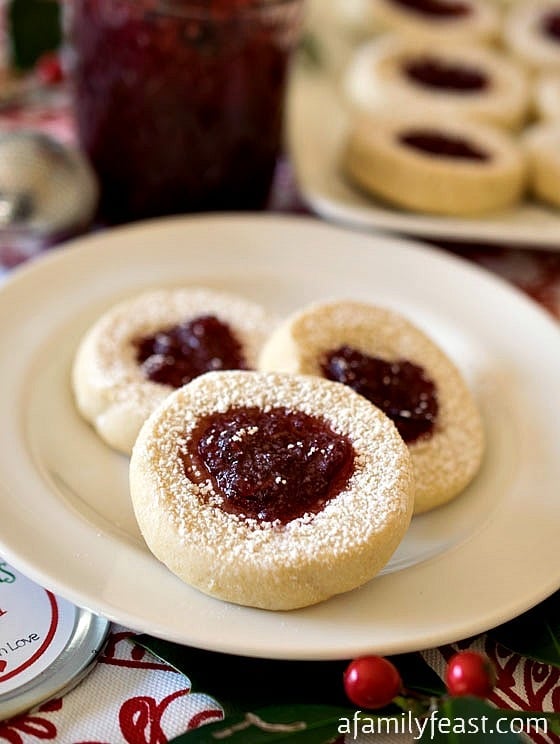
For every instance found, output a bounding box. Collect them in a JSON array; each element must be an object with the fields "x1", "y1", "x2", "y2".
[
  {"x1": 168, "y1": 704, "x2": 354, "y2": 743},
  {"x1": 135, "y1": 636, "x2": 560, "y2": 744},
  {"x1": 134, "y1": 635, "x2": 349, "y2": 715},
  {"x1": 419, "y1": 697, "x2": 560, "y2": 743},
  {"x1": 168, "y1": 700, "x2": 560, "y2": 744},
  {"x1": 134, "y1": 637, "x2": 439, "y2": 743},
  {"x1": 8, "y1": 0, "x2": 62, "y2": 70},
  {"x1": 136, "y1": 636, "x2": 443, "y2": 706},
  {"x1": 489, "y1": 592, "x2": 560, "y2": 668}
]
